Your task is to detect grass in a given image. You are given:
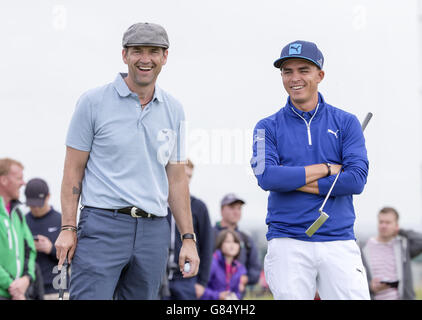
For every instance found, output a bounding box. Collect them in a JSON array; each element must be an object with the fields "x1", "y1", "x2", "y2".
[
  {"x1": 244, "y1": 285, "x2": 422, "y2": 300},
  {"x1": 243, "y1": 286, "x2": 274, "y2": 300},
  {"x1": 415, "y1": 287, "x2": 422, "y2": 300}
]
